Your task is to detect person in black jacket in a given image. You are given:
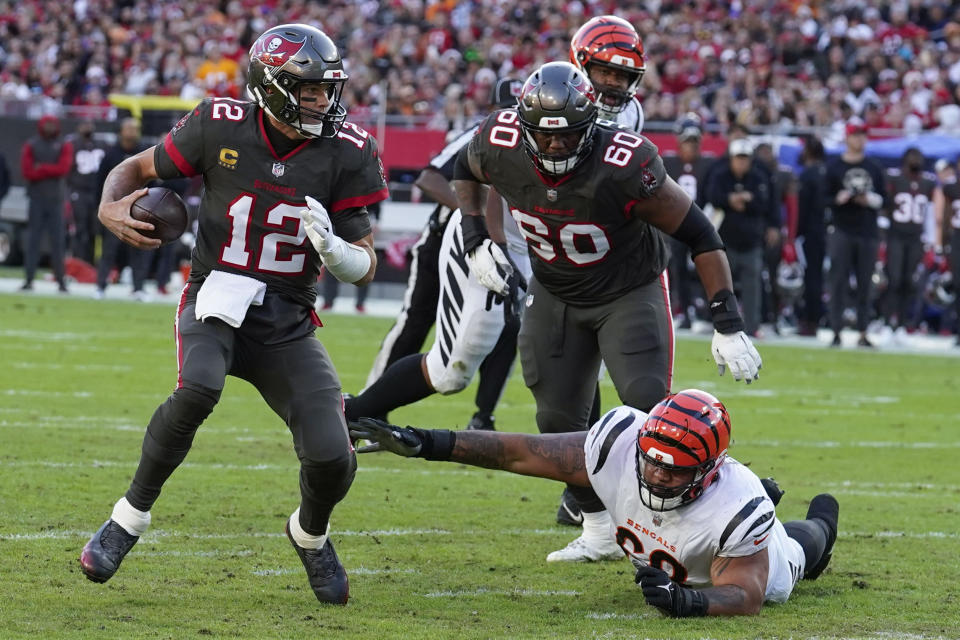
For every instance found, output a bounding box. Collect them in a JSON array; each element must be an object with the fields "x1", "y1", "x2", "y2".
[
  {"x1": 705, "y1": 138, "x2": 771, "y2": 336},
  {"x1": 796, "y1": 137, "x2": 829, "y2": 336},
  {"x1": 825, "y1": 118, "x2": 887, "y2": 347}
]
